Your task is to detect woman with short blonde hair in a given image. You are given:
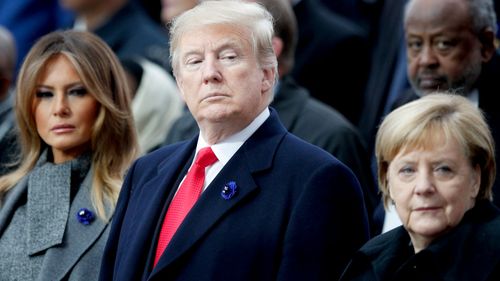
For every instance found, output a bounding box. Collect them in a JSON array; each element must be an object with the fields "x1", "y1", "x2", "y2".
[{"x1": 341, "y1": 93, "x2": 500, "y2": 280}]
